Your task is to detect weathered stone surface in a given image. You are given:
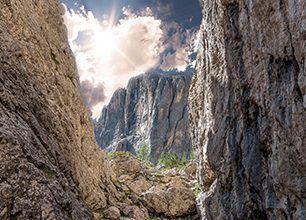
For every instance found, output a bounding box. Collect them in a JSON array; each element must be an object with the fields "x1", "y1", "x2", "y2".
[
  {"x1": 0, "y1": 0, "x2": 121, "y2": 218},
  {"x1": 94, "y1": 73, "x2": 192, "y2": 163},
  {"x1": 189, "y1": 0, "x2": 306, "y2": 219},
  {"x1": 109, "y1": 153, "x2": 199, "y2": 219},
  {"x1": 104, "y1": 206, "x2": 121, "y2": 219},
  {"x1": 143, "y1": 187, "x2": 196, "y2": 217}
]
